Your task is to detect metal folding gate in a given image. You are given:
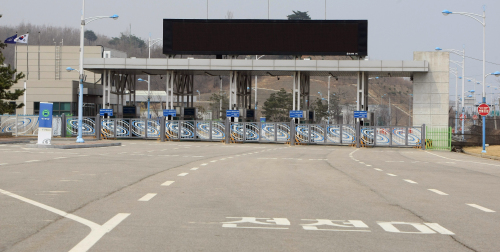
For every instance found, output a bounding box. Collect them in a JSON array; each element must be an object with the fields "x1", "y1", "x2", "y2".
[{"x1": 2, "y1": 115, "x2": 425, "y2": 148}]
